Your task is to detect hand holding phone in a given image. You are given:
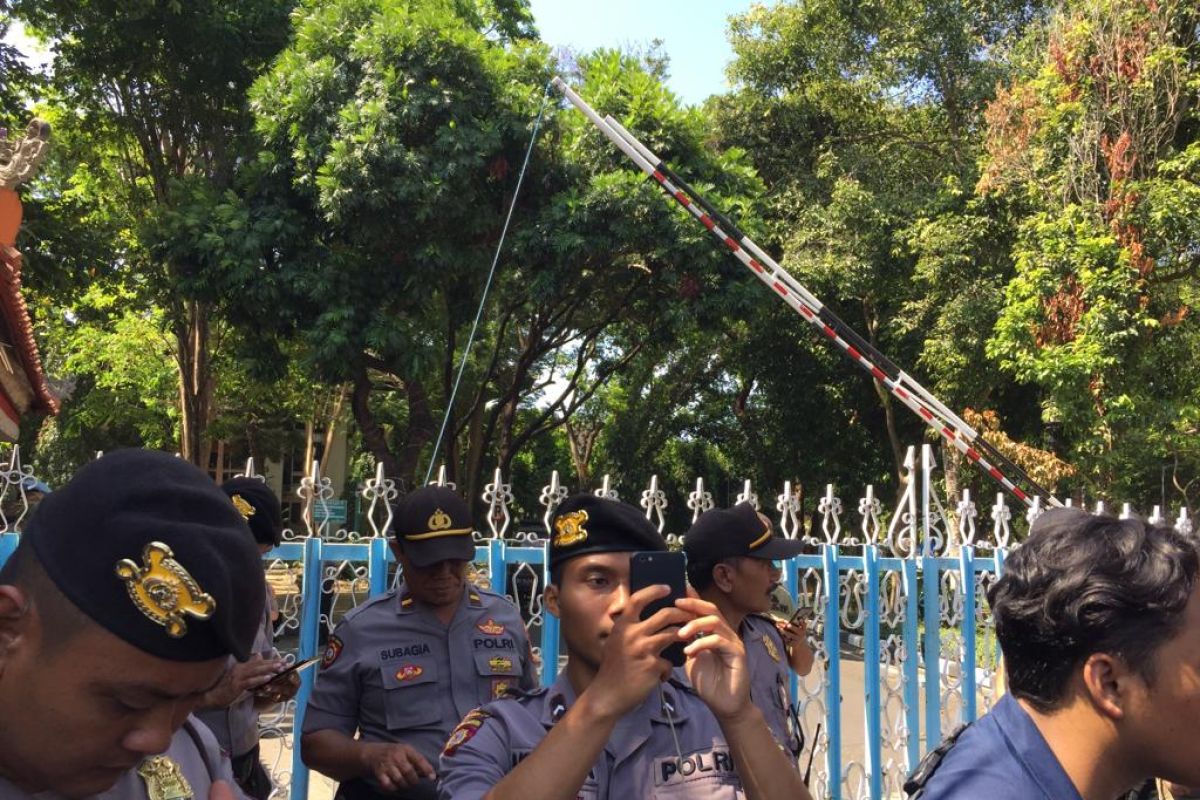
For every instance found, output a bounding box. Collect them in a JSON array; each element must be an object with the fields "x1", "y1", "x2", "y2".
[
  {"x1": 250, "y1": 655, "x2": 321, "y2": 693},
  {"x1": 628, "y1": 551, "x2": 688, "y2": 667}
]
